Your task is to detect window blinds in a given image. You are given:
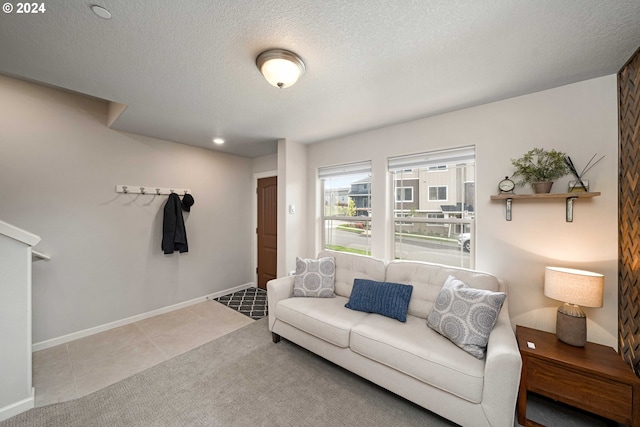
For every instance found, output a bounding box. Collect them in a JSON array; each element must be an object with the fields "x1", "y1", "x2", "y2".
[
  {"x1": 318, "y1": 161, "x2": 372, "y2": 178},
  {"x1": 388, "y1": 146, "x2": 475, "y2": 172}
]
